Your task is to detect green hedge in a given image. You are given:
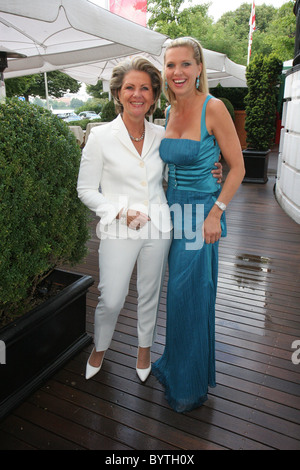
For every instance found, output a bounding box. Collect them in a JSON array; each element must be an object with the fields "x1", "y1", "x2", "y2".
[
  {"x1": 0, "y1": 99, "x2": 90, "y2": 325},
  {"x1": 66, "y1": 117, "x2": 102, "y2": 130},
  {"x1": 210, "y1": 85, "x2": 247, "y2": 111},
  {"x1": 245, "y1": 54, "x2": 283, "y2": 150}
]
